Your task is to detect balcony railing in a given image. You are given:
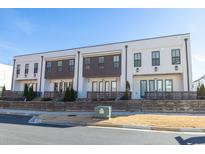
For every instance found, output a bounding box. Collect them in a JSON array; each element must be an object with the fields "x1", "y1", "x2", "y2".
[
  {"x1": 144, "y1": 91, "x2": 197, "y2": 100},
  {"x1": 87, "y1": 91, "x2": 131, "y2": 101}
]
